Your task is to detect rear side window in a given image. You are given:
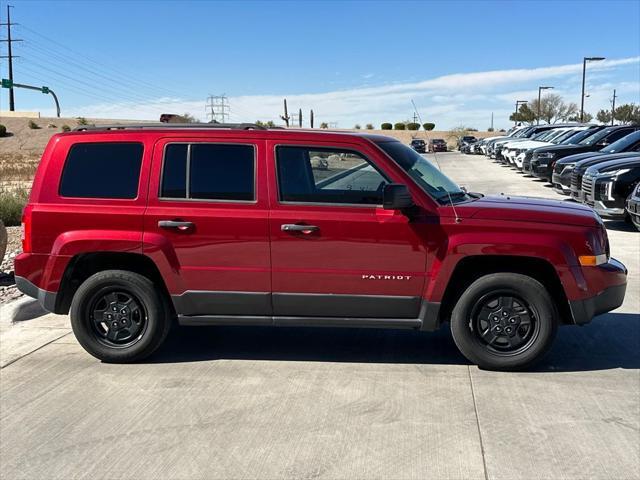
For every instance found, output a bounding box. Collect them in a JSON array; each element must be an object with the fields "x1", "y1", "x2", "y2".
[
  {"x1": 59, "y1": 142, "x2": 143, "y2": 199},
  {"x1": 160, "y1": 143, "x2": 255, "y2": 201}
]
